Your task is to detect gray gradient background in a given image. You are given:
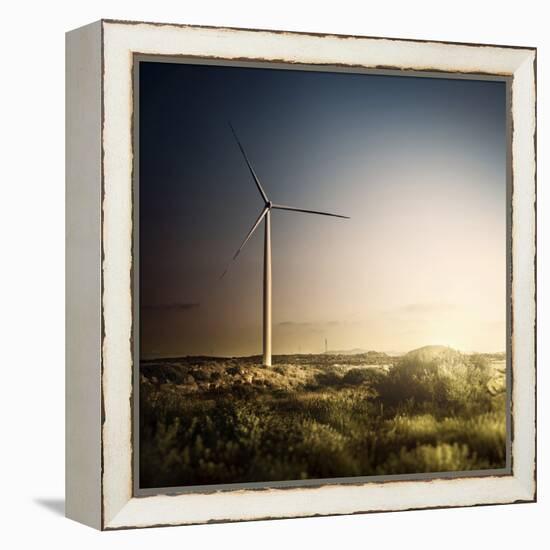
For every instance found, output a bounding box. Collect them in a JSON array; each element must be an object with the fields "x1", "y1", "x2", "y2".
[{"x1": 139, "y1": 61, "x2": 507, "y2": 359}]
